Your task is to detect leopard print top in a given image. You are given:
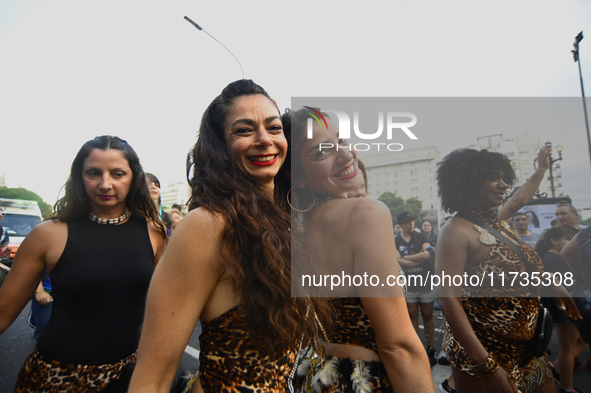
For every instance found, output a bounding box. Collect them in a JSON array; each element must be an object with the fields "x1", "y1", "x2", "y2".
[
  {"x1": 199, "y1": 306, "x2": 297, "y2": 392},
  {"x1": 327, "y1": 297, "x2": 378, "y2": 352},
  {"x1": 444, "y1": 207, "x2": 552, "y2": 393}
]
